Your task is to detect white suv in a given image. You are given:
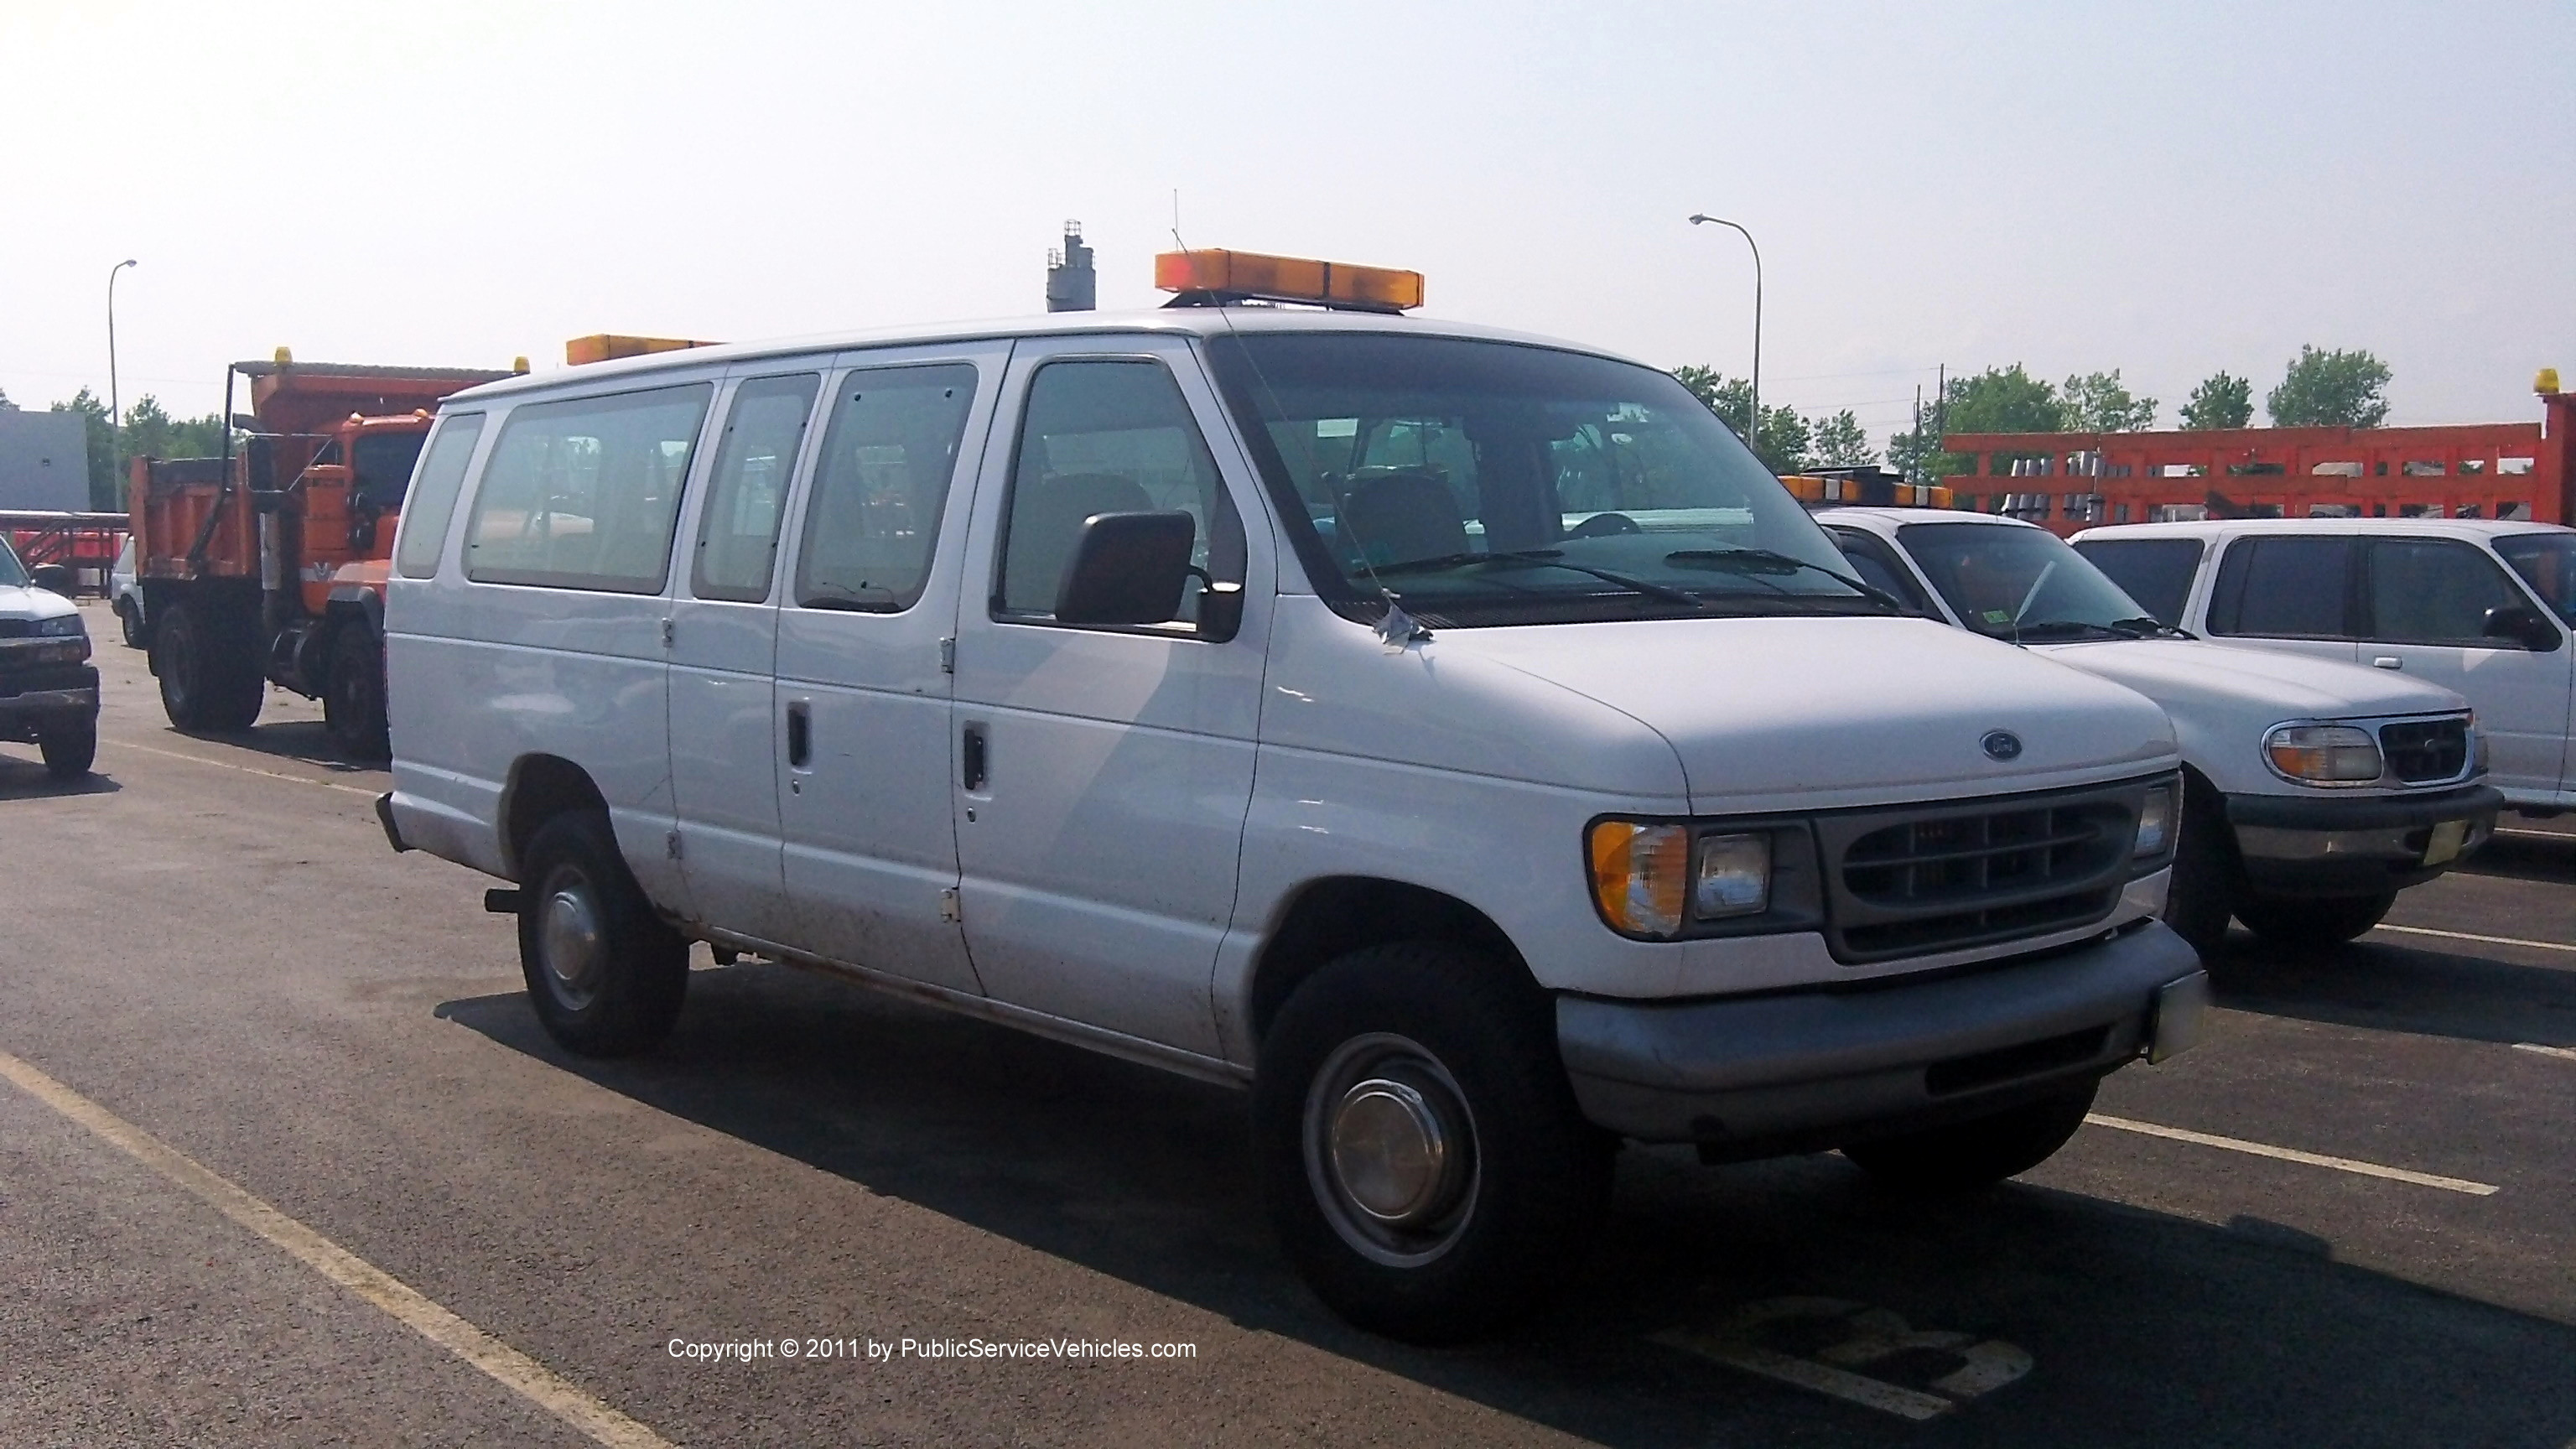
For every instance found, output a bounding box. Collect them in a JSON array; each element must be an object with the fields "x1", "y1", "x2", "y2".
[
  {"x1": 378, "y1": 271, "x2": 2206, "y2": 1340},
  {"x1": 2075, "y1": 517, "x2": 2575, "y2": 814},
  {"x1": 1826, "y1": 509, "x2": 2496, "y2": 956}
]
